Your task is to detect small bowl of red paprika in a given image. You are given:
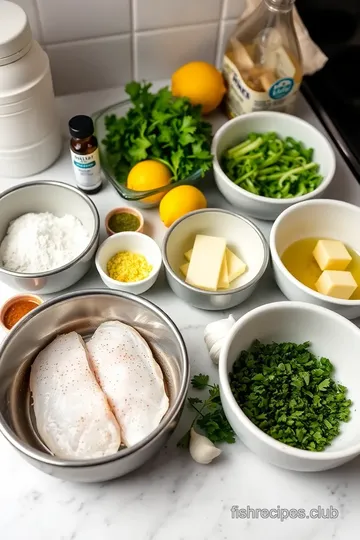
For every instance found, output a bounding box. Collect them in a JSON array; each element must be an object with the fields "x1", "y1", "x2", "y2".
[{"x1": 0, "y1": 294, "x2": 43, "y2": 332}]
